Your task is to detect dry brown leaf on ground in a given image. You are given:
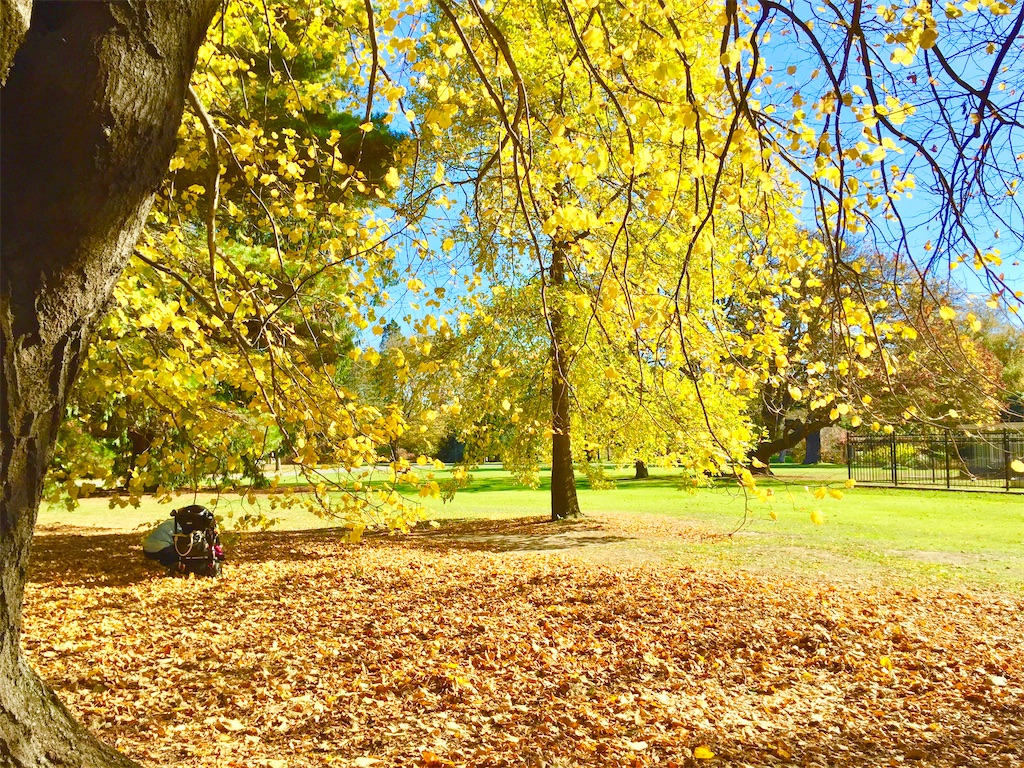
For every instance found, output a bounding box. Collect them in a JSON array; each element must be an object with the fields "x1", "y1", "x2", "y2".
[{"x1": 23, "y1": 520, "x2": 1024, "y2": 767}]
